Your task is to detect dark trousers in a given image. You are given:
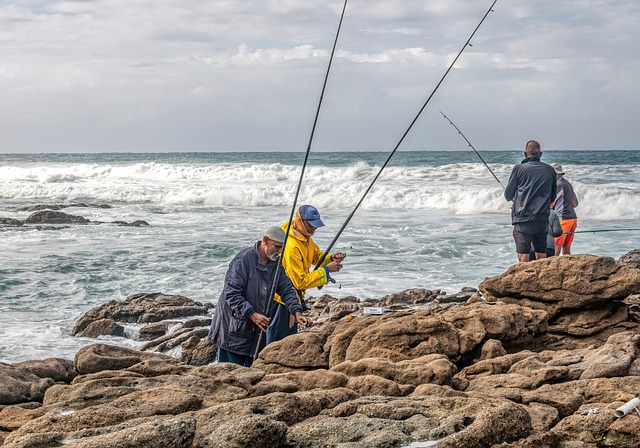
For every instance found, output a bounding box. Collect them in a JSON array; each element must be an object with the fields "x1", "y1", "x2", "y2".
[
  {"x1": 216, "y1": 347, "x2": 253, "y2": 367},
  {"x1": 529, "y1": 248, "x2": 556, "y2": 261},
  {"x1": 266, "y1": 301, "x2": 297, "y2": 345}
]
